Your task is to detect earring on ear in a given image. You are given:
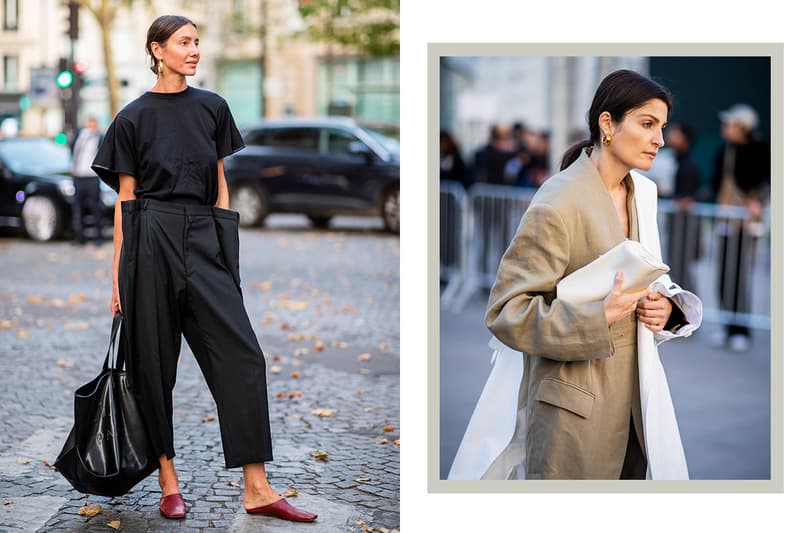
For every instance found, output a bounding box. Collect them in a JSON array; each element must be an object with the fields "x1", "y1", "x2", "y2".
[
  {"x1": 602, "y1": 133, "x2": 612, "y2": 146},
  {"x1": 158, "y1": 60, "x2": 164, "y2": 75}
]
